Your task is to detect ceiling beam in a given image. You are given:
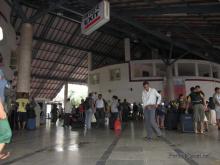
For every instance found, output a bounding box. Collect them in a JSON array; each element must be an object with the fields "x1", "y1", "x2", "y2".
[
  {"x1": 114, "y1": 3, "x2": 220, "y2": 16},
  {"x1": 32, "y1": 36, "x2": 123, "y2": 61},
  {"x1": 31, "y1": 74, "x2": 87, "y2": 83}
]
